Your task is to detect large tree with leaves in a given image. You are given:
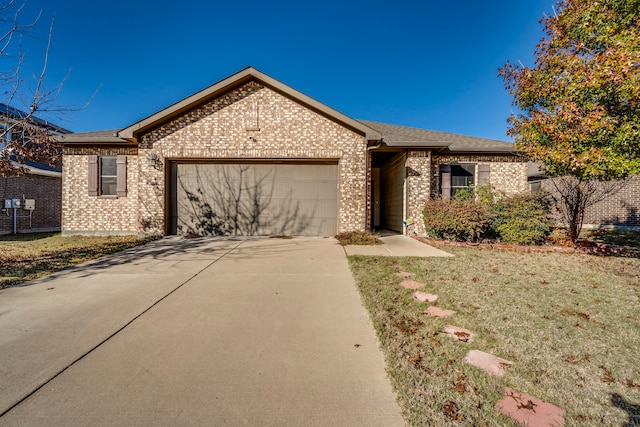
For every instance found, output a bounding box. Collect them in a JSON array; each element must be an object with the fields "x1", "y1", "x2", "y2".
[{"x1": 500, "y1": 0, "x2": 640, "y2": 241}]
